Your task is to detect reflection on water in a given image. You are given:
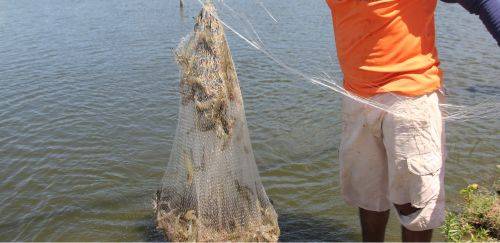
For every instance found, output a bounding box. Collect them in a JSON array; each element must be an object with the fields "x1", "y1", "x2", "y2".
[{"x1": 0, "y1": 0, "x2": 498, "y2": 241}]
